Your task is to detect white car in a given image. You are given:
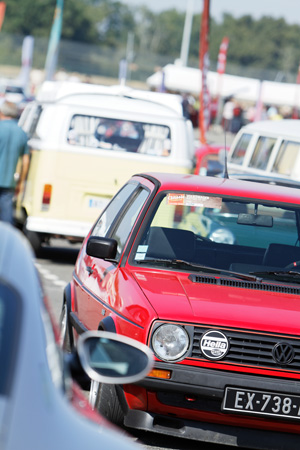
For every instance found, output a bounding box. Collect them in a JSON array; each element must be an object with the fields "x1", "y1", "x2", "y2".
[{"x1": 0, "y1": 222, "x2": 153, "y2": 450}]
